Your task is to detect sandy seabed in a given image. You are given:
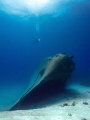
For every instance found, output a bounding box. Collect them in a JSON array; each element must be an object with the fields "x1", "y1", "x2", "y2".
[{"x1": 0, "y1": 84, "x2": 90, "y2": 120}]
